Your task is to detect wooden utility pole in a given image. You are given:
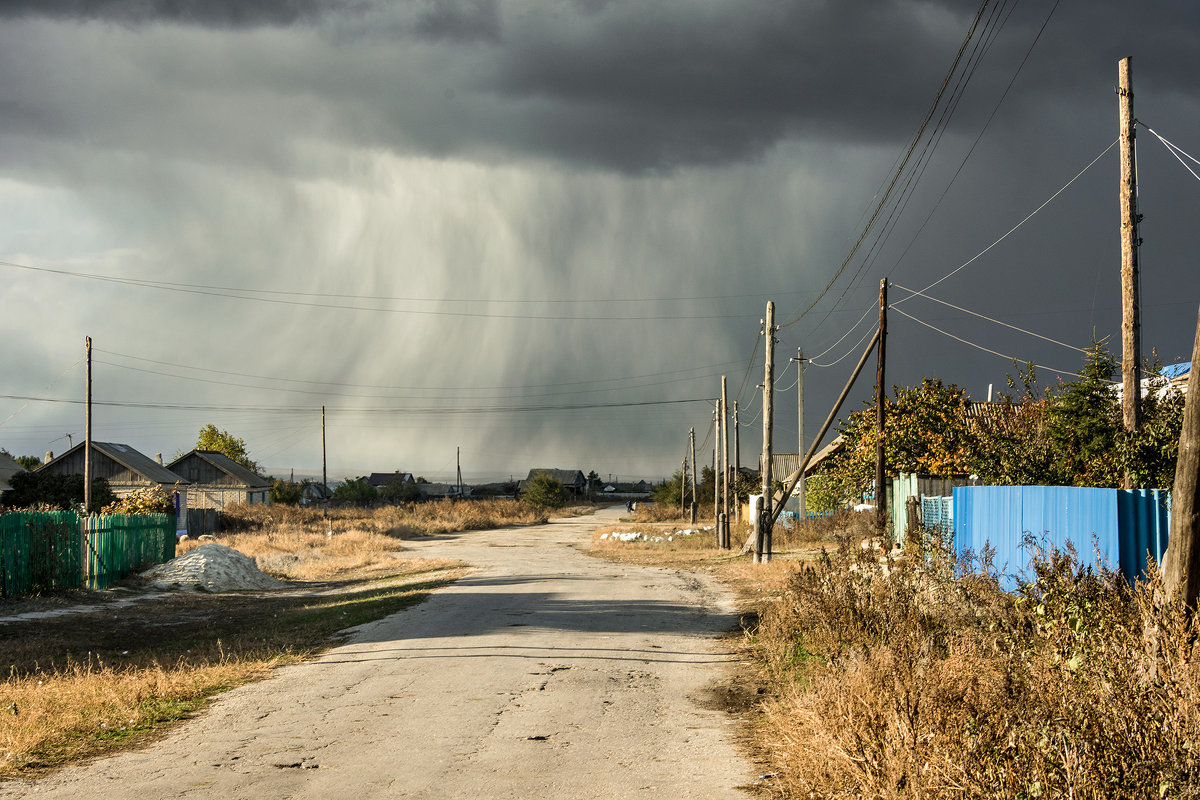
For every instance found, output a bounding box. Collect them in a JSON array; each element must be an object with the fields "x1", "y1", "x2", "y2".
[
  {"x1": 689, "y1": 426, "x2": 698, "y2": 524},
  {"x1": 759, "y1": 302, "x2": 776, "y2": 562},
  {"x1": 457, "y1": 446, "x2": 463, "y2": 497},
  {"x1": 875, "y1": 279, "x2": 888, "y2": 535},
  {"x1": 84, "y1": 336, "x2": 92, "y2": 514},
  {"x1": 713, "y1": 402, "x2": 720, "y2": 525},
  {"x1": 1119, "y1": 56, "x2": 1143, "y2": 488},
  {"x1": 691, "y1": 424, "x2": 700, "y2": 525},
  {"x1": 321, "y1": 405, "x2": 328, "y2": 507},
  {"x1": 796, "y1": 348, "x2": 806, "y2": 522},
  {"x1": 732, "y1": 401, "x2": 741, "y2": 523},
  {"x1": 1164, "y1": 305, "x2": 1200, "y2": 608},
  {"x1": 721, "y1": 375, "x2": 730, "y2": 548},
  {"x1": 680, "y1": 457, "x2": 687, "y2": 516}
]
